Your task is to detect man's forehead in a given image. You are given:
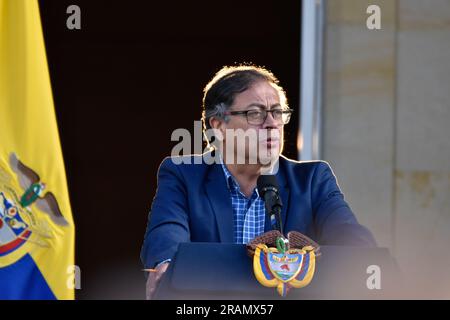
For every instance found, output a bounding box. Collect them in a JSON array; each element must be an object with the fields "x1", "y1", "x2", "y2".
[{"x1": 233, "y1": 82, "x2": 280, "y2": 104}]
